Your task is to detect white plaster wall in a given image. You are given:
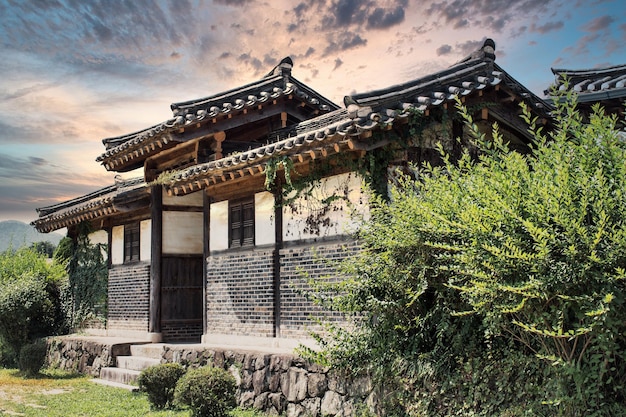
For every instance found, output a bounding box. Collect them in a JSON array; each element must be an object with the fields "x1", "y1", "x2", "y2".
[
  {"x1": 88, "y1": 230, "x2": 109, "y2": 262},
  {"x1": 140, "y1": 219, "x2": 151, "y2": 261},
  {"x1": 283, "y1": 173, "x2": 368, "y2": 242},
  {"x1": 255, "y1": 191, "x2": 275, "y2": 246},
  {"x1": 163, "y1": 190, "x2": 203, "y2": 207},
  {"x1": 111, "y1": 225, "x2": 124, "y2": 265},
  {"x1": 162, "y1": 211, "x2": 203, "y2": 254},
  {"x1": 210, "y1": 200, "x2": 229, "y2": 251}
]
